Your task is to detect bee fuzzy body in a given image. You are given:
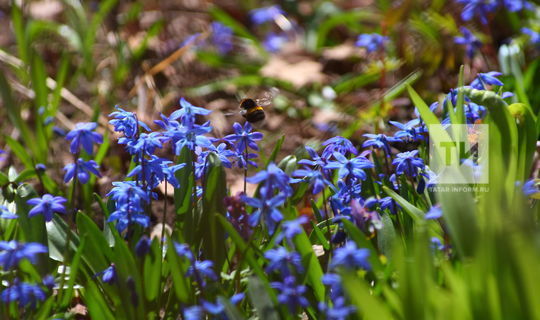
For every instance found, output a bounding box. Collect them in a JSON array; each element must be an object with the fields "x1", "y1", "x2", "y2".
[{"x1": 239, "y1": 98, "x2": 266, "y2": 123}]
